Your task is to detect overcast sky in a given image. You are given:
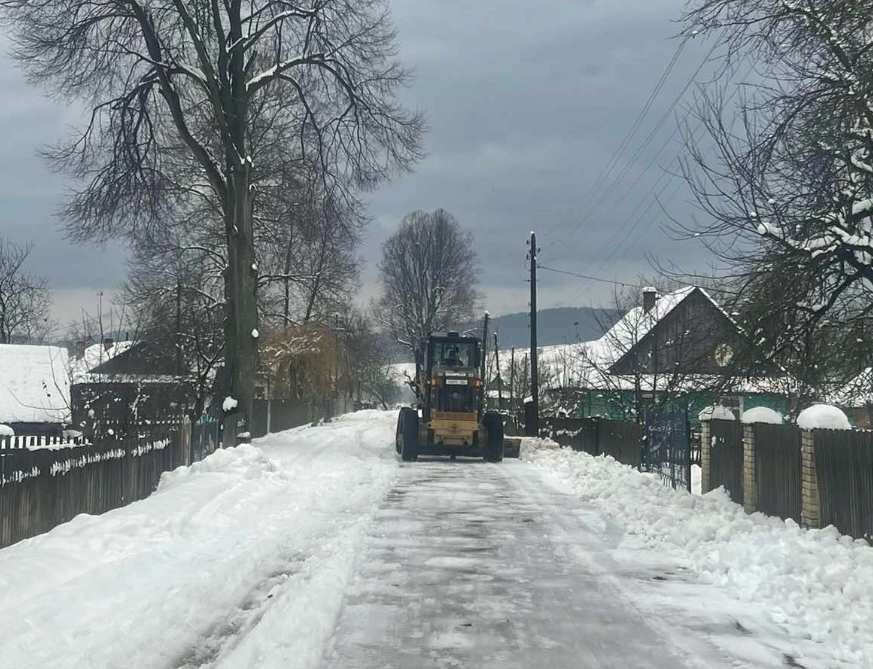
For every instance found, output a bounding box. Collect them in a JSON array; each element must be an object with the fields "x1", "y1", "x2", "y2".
[{"x1": 0, "y1": 0, "x2": 714, "y2": 328}]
